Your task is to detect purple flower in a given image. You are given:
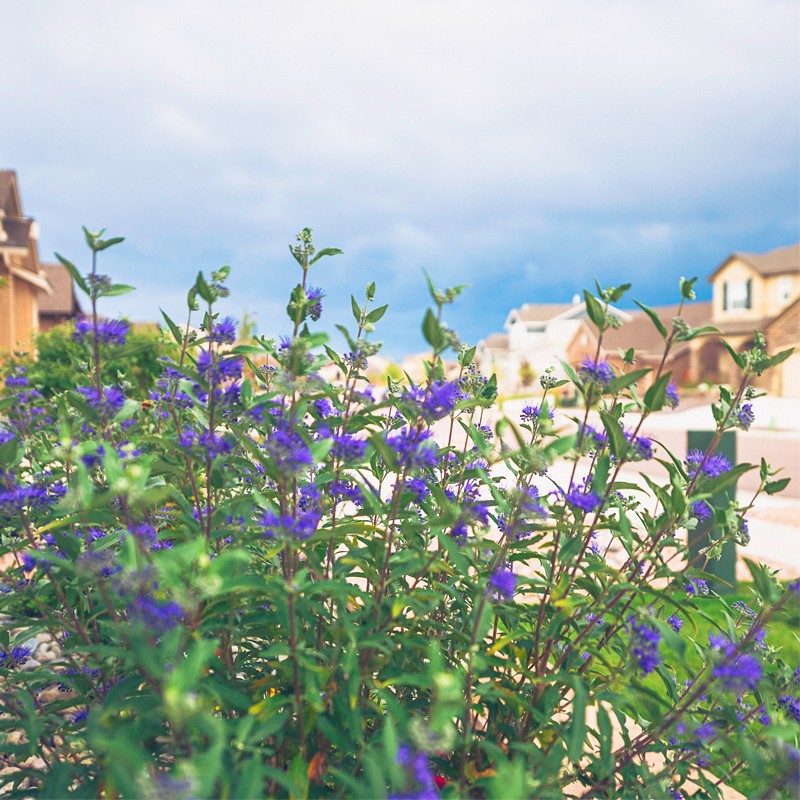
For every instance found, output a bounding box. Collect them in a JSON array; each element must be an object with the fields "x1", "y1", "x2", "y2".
[
  {"x1": 564, "y1": 484, "x2": 602, "y2": 513},
  {"x1": 386, "y1": 428, "x2": 438, "y2": 472},
  {"x1": 260, "y1": 486, "x2": 321, "y2": 540},
  {"x1": 734, "y1": 403, "x2": 755, "y2": 431},
  {"x1": 128, "y1": 595, "x2": 184, "y2": 634},
  {"x1": 665, "y1": 382, "x2": 680, "y2": 409},
  {"x1": 312, "y1": 398, "x2": 337, "y2": 418},
  {"x1": 689, "y1": 500, "x2": 712, "y2": 521},
  {"x1": 686, "y1": 579, "x2": 709, "y2": 597},
  {"x1": 580, "y1": 424, "x2": 608, "y2": 450},
  {"x1": 74, "y1": 318, "x2": 130, "y2": 346},
  {"x1": 489, "y1": 567, "x2": 517, "y2": 600},
  {"x1": 732, "y1": 600, "x2": 756, "y2": 618},
  {"x1": 328, "y1": 480, "x2": 364, "y2": 506},
  {"x1": 685, "y1": 449, "x2": 732, "y2": 479},
  {"x1": 404, "y1": 380, "x2": 461, "y2": 422},
  {"x1": 625, "y1": 430, "x2": 654, "y2": 460},
  {"x1": 521, "y1": 404, "x2": 554, "y2": 424},
  {"x1": 693, "y1": 722, "x2": 716, "y2": 744},
  {"x1": 404, "y1": 476, "x2": 430, "y2": 503},
  {"x1": 0, "y1": 645, "x2": 32, "y2": 668},
  {"x1": 395, "y1": 744, "x2": 437, "y2": 797},
  {"x1": 331, "y1": 433, "x2": 367, "y2": 463},
  {"x1": 579, "y1": 357, "x2": 614, "y2": 387},
  {"x1": 264, "y1": 423, "x2": 313, "y2": 476},
  {"x1": 209, "y1": 316, "x2": 237, "y2": 344},
  {"x1": 778, "y1": 695, "x2": 800, "y2": 723},
  {"x1": 667, "y1": 614, "x2": 683, "y2": 633},
  {"x1": 628, "y1": 615, "x2": 661, "y2": 675},
  {"x1": 709, "y1": 634, "x2": 762, "y2": 693},
  {"x1": 306, "y1": 287, "x2": 324, "y2": 321},
  {"x1": 76, "y1": 385, "x2": 125, "y2": 416},
  {"x1": 198, "y1": 431, "x2": 233, "y2": 458}
]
